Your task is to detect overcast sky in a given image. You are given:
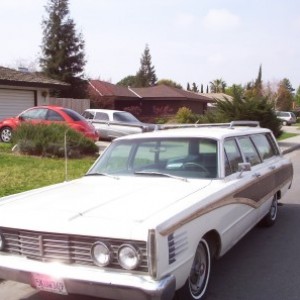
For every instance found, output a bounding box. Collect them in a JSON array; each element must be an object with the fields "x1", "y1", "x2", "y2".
[{"x1": 0, "y1": 0, "x2": 299, "y2": 90}]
